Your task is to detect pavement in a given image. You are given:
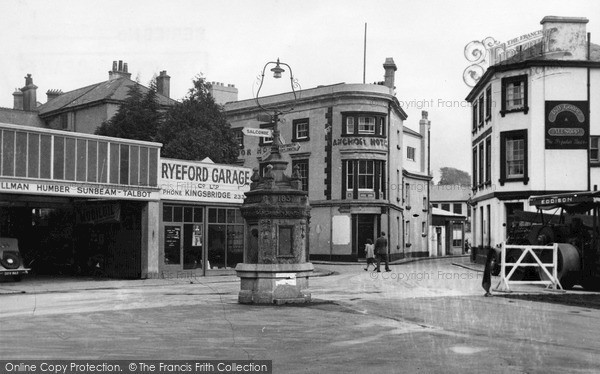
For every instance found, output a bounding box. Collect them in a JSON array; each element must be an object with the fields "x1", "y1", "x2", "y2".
[{"x1": 2, "y1": 256, "x2": 600, "y2": 373}]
